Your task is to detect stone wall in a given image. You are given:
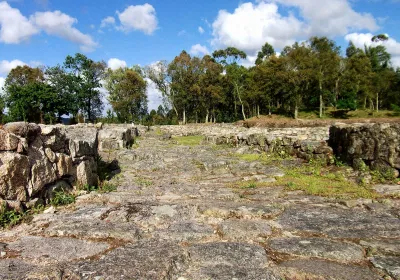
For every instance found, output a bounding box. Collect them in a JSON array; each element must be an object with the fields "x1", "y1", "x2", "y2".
[
  {"x1": 153, "y1": 124, "x2": 332, "y2": 162},
  {"x1": 330, "y1": 123, "x2": 400, "y2": 174},
  {"x1": 0, "y1": 123, "x2": 135, "y2": 211}
]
